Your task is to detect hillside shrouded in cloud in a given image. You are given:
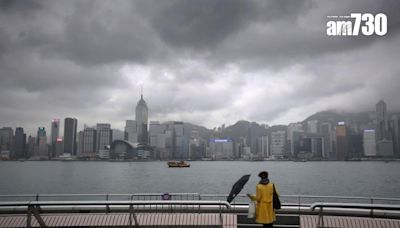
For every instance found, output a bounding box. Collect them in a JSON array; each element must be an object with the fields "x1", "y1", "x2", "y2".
[{"x1": 0, "y1": 0, "x2": 400, "y2": 135}]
